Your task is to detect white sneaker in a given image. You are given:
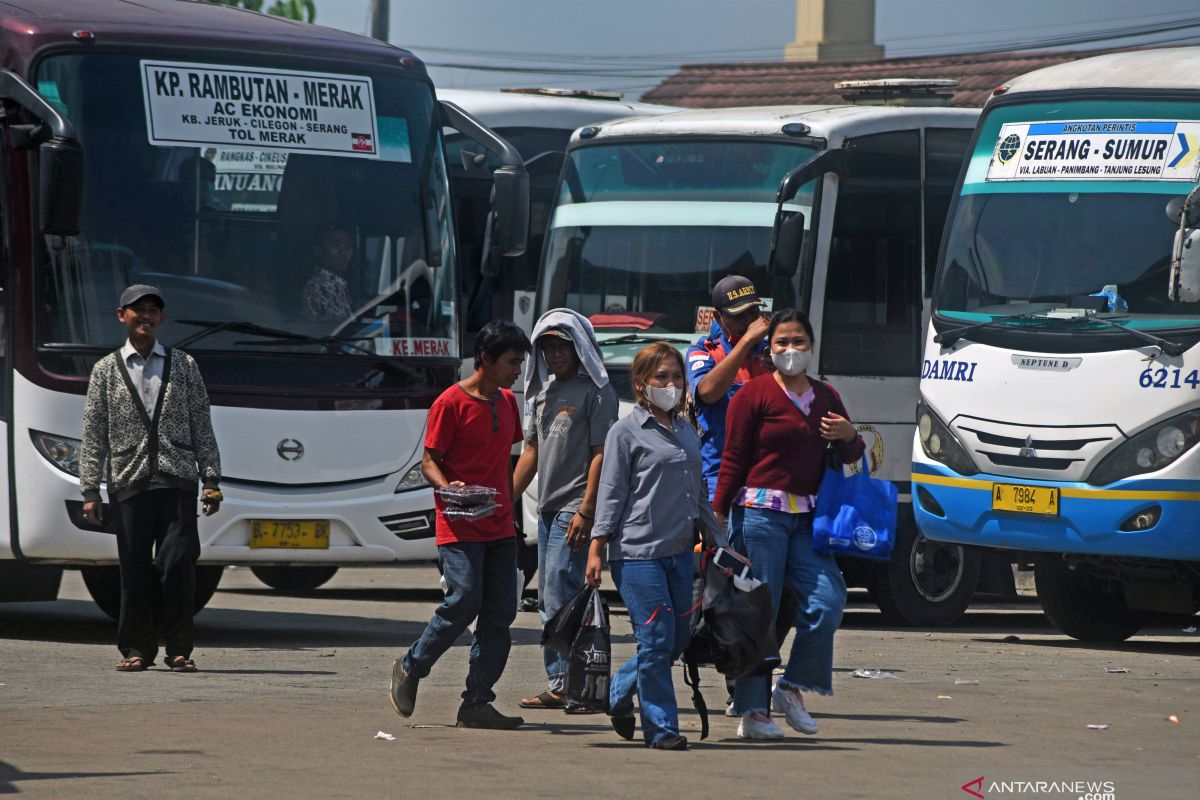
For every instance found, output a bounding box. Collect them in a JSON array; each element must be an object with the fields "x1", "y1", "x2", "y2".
[
  {"x1": 771, "y1": 683, "x2": 819, "y2": 734},
  {"x1": 724, "y1": 701, "x2": 737, "y2": 718},
  {"x1": 737, "y1": 711, "x2": 785, "y2": 740}
]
